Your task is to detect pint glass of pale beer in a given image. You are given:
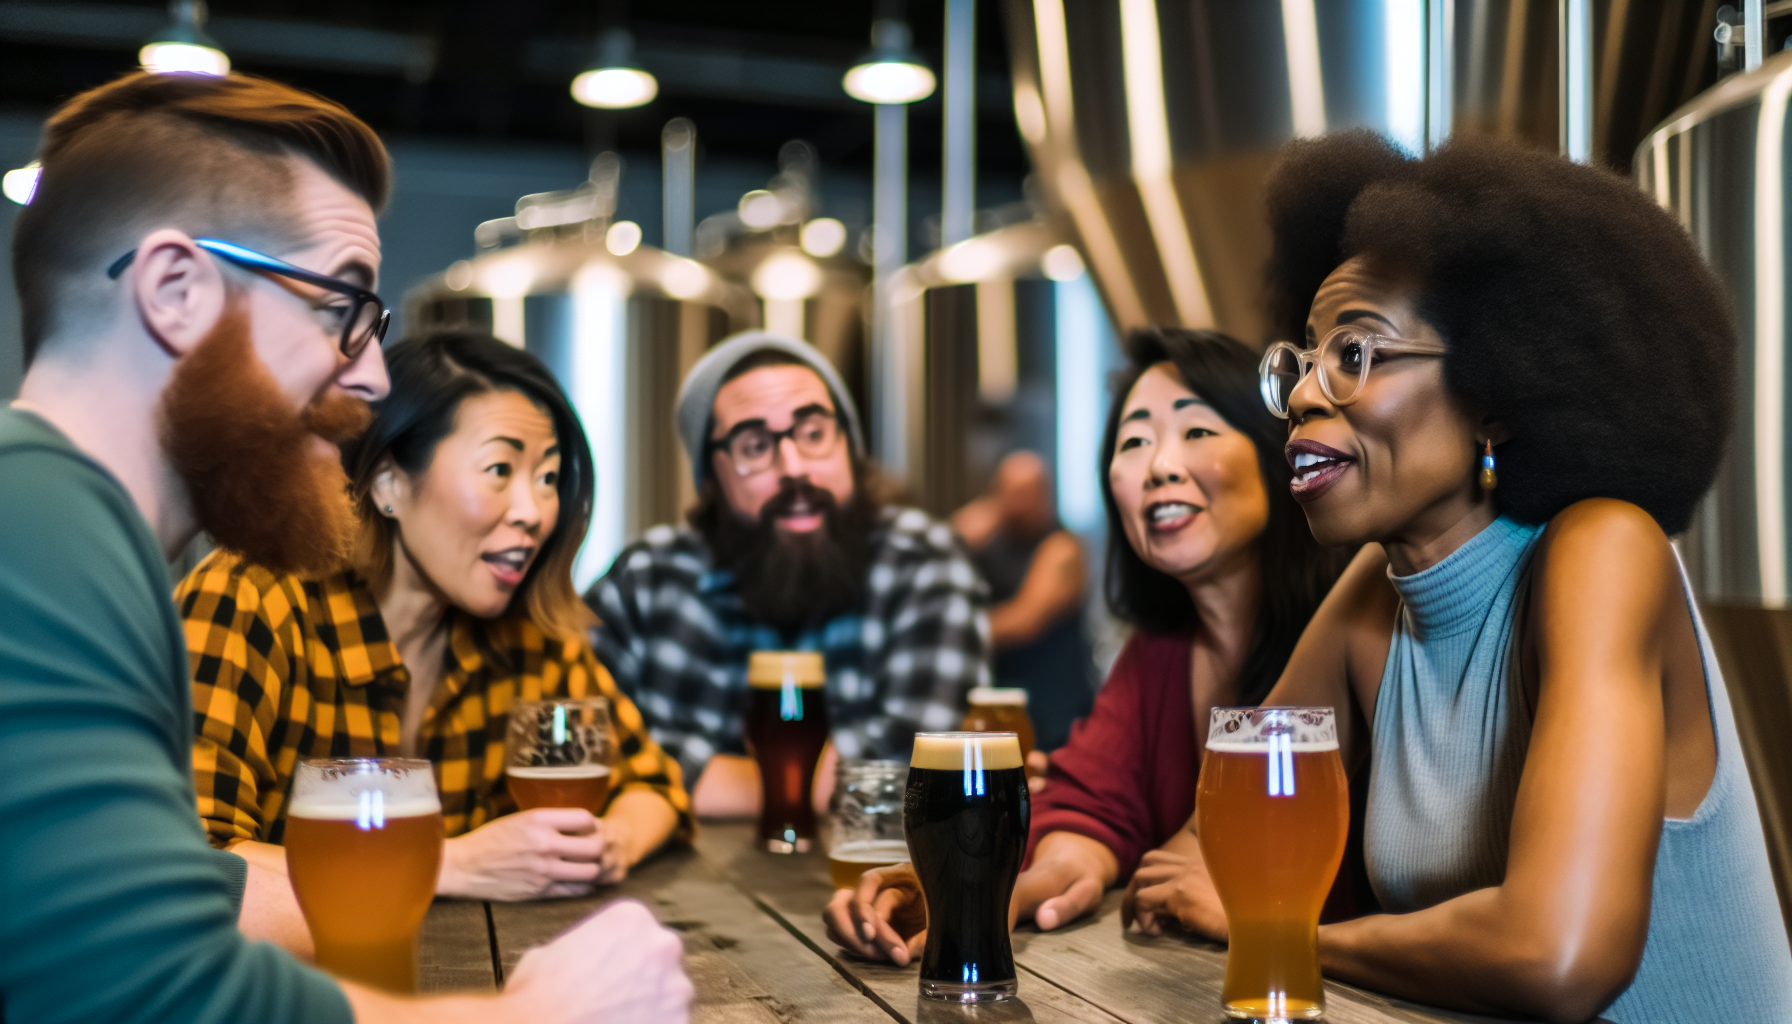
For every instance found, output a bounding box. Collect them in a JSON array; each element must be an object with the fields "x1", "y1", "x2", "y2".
[
  {"x1": 285, "y1": 758, "x2": 444, "y2": 993},
  {"x1": 505, "y1": 697, "x2": 615, "y2": 815},
  {"x1": 828, "y1": 759, "x2": 909, "y2": 889},
  {"x1": 744, "y1": 650, "x2": 831, "y2": 852},
  {"x1": 905, "y1": 732, "x2": 1029, "y2": 1002},
  {"x1": 1197, "y1": 707, "x2": 1347, "y2": 1020}
]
